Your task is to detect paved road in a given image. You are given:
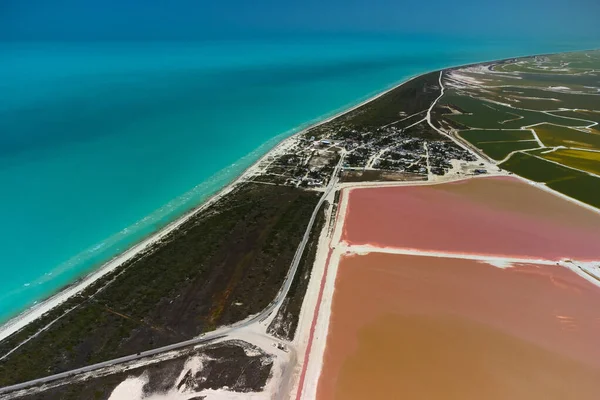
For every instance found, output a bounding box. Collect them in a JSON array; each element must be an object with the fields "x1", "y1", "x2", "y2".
[{"x1": 0, "y1": 157, "x2": 344, "y2": 396}]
